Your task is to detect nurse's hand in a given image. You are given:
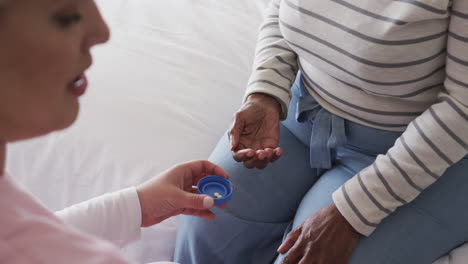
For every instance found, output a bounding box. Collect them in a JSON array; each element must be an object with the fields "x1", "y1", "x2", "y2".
[
  {"x1": 229, "y1": 93, "x2": 283, "y2": 169},
  {"x1": 278, "y1": 203, "x2": 359, "y2": 264},
  {"x1": 136, "y1": 160, "x2": 229, "y2": 227}
]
